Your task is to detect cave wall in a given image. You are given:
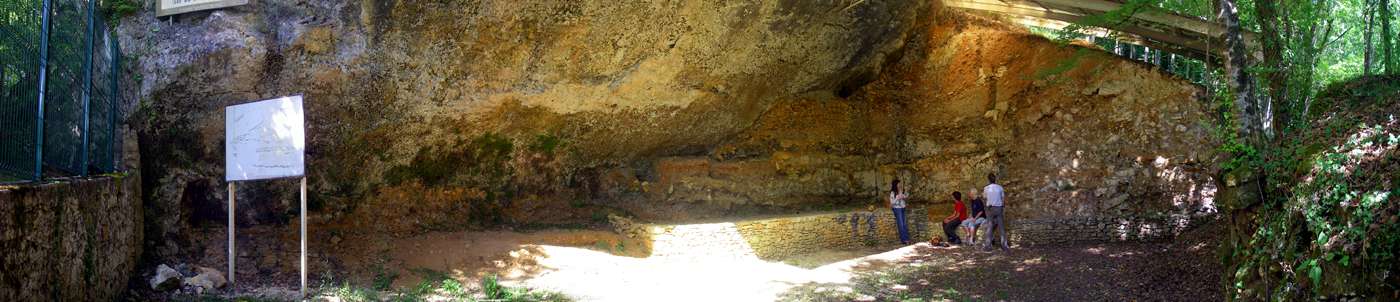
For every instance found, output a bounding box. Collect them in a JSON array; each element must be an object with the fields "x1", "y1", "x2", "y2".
[
  {"x1": 119, "y1": 0, "x2": 928, "y2": 256},
  {"x1": 119, "y1": 0, "x2": 1220, "y2": 261},
  {"x1": 632, "y1": 7, "x2": 1221, "y2": 221}
]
